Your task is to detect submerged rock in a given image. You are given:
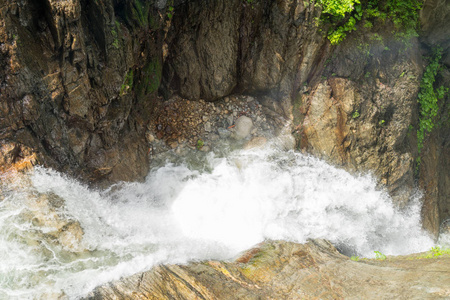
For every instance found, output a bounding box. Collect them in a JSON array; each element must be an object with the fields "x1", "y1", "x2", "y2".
[
  {"x1": 217, "y1": 127, "x2": 231, "y2": 139},
  {"x1": 244, "y1": 136, "x2": 267, "y2": 150},
  {"x1": 86, "y1": 240, "x2": 450, "y2": 299},
  {"x1": 24, "y1": 192, "x2": 85, "y2": 252}
]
